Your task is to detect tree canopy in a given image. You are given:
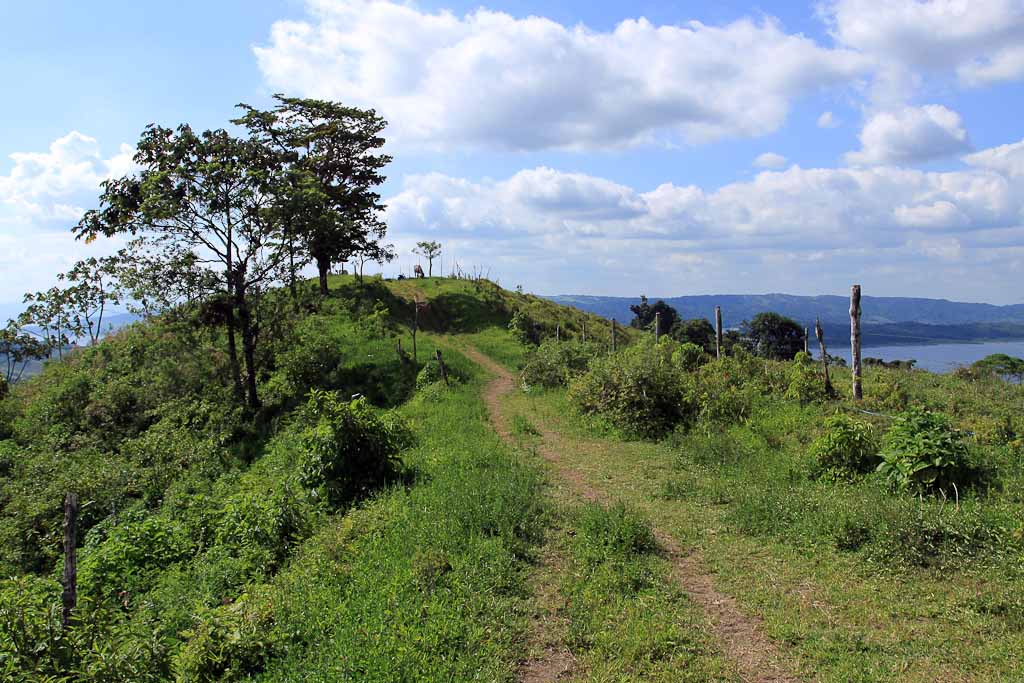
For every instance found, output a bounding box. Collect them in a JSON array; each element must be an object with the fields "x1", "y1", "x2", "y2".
[
  {"x1": 629, "y1": 296, "x2": 679, "y2": 337},
  {"x1": 741, "y1": 312, "x2": 805, "y2": 360}
]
